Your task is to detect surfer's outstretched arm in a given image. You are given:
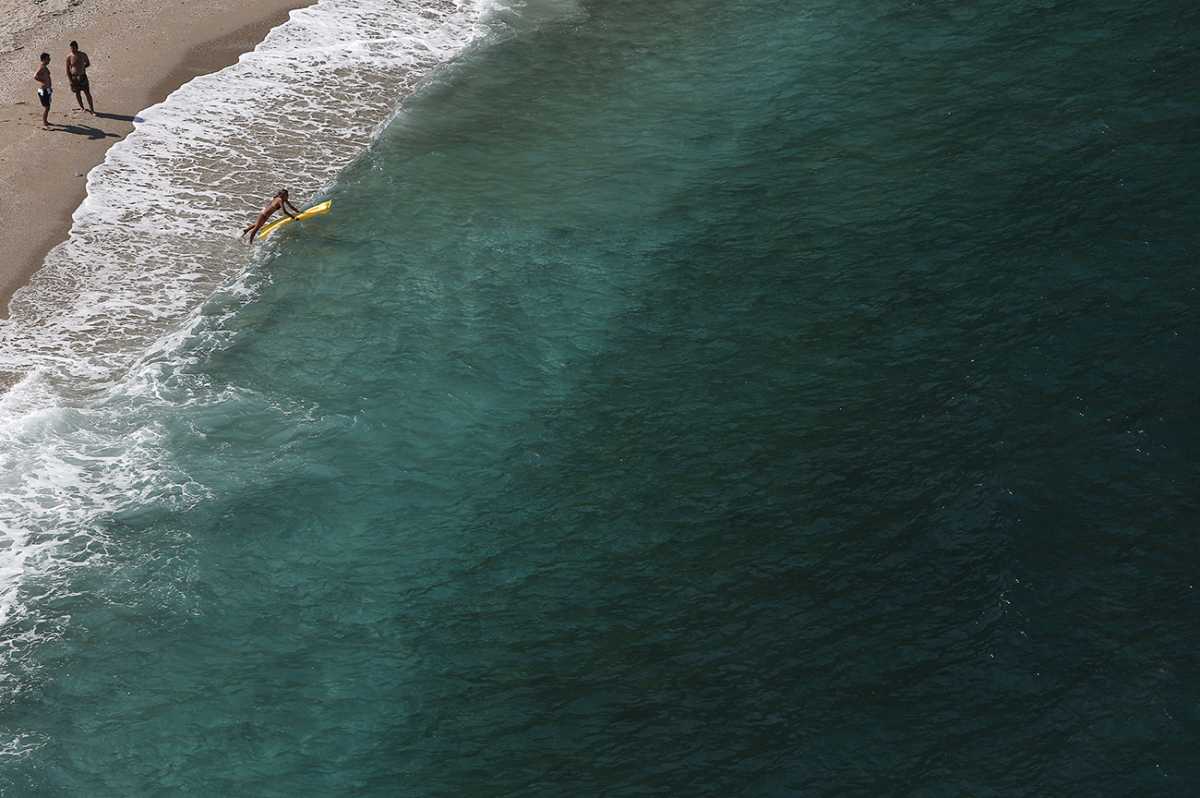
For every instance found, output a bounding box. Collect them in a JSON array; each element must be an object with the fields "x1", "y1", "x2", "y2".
[{"x1": 284, "y1": 200, "x2": 301, "y2": 218}]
